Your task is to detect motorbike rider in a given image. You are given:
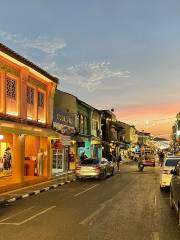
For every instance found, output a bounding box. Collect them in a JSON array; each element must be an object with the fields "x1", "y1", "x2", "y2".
[{"x1": 138, "y1": 154, "x2": 144, "y2": 170}]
